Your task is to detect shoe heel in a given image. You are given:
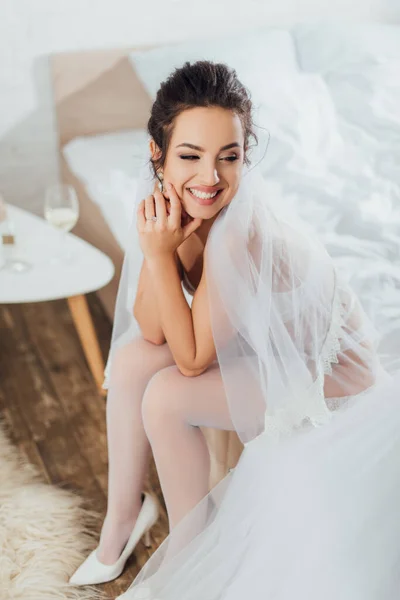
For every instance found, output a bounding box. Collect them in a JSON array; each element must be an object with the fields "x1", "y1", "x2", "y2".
[
  {"x1": 69, "y1": 492, "x2": 159, "y2": 587},
  {"x1": 143, "y1": 529, "x2": 152, "y2": 548}
]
